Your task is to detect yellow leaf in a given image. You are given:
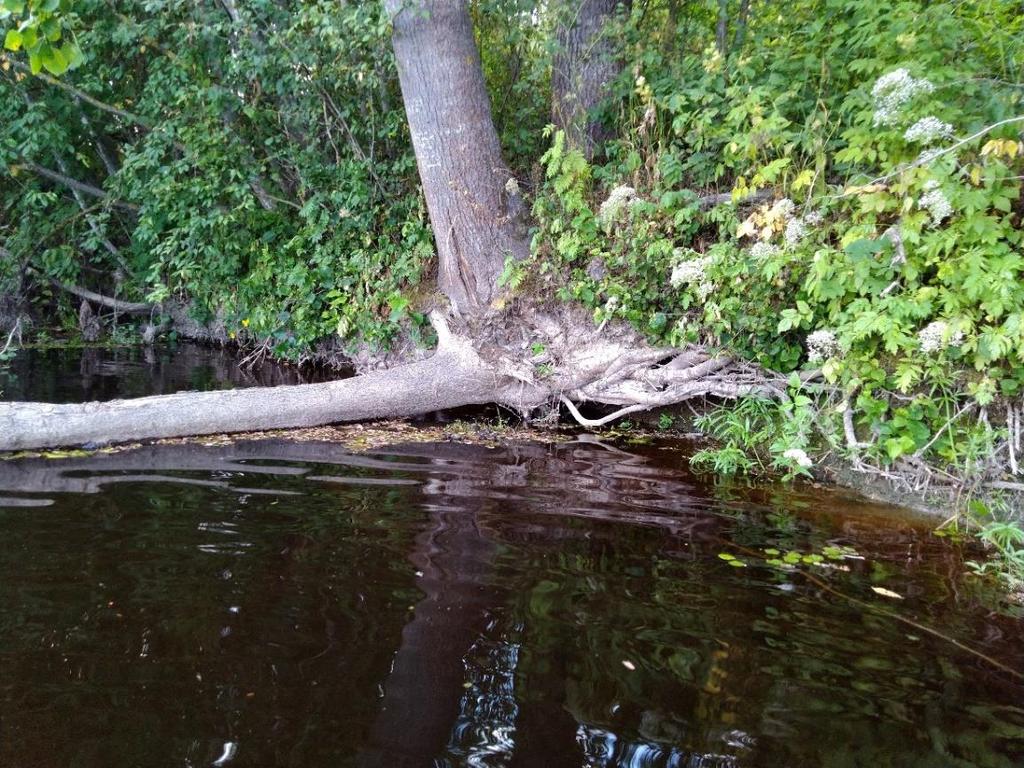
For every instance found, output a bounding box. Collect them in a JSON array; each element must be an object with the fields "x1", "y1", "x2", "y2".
[
  {"x1": 844, "y1": 183, "x2": 885, "y2": 196},
  {"x1": 792, "y1": 169, "x2": 814, "y2": 191},
  {"x1": 969, "y1": 165, "x2": 982, "y2": 186},
  {"x1": 981, "y1": 139, "x2": 1021, "y2": 160}
]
